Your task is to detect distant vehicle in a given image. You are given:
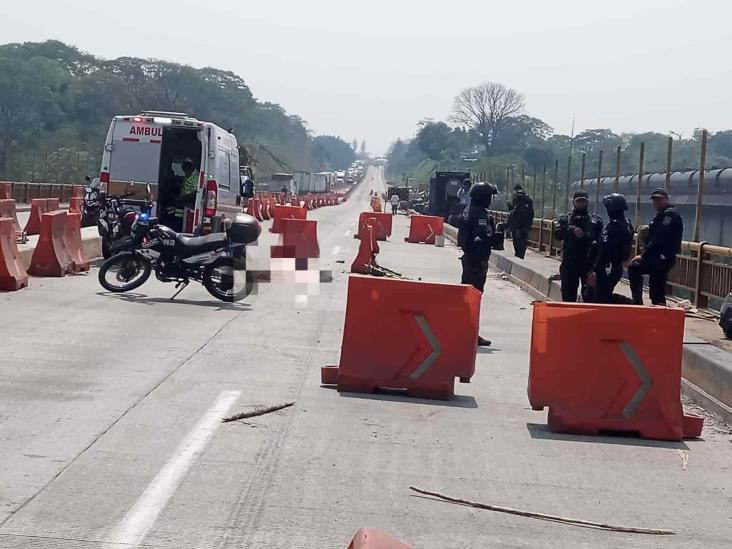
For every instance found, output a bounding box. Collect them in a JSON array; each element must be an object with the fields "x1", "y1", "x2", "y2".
[
  {"x1": 99, "y1": 111, "x2": 239, "y2": 235},
  {"x1": 270, "y1": 172, "x2": 293, "y2": 192},
  {"x1": 293, "y1": 172, "x2": 332, "y2": 194}
]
